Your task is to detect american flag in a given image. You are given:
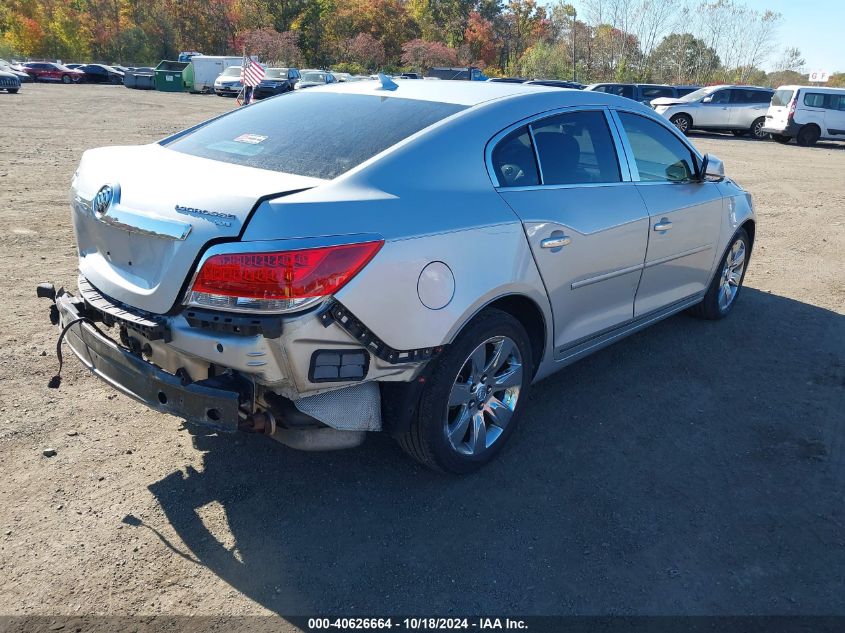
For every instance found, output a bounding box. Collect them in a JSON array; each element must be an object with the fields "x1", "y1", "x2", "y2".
[{"x1": 240, "y1": 54, "x2": 265, "y2": 87}]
